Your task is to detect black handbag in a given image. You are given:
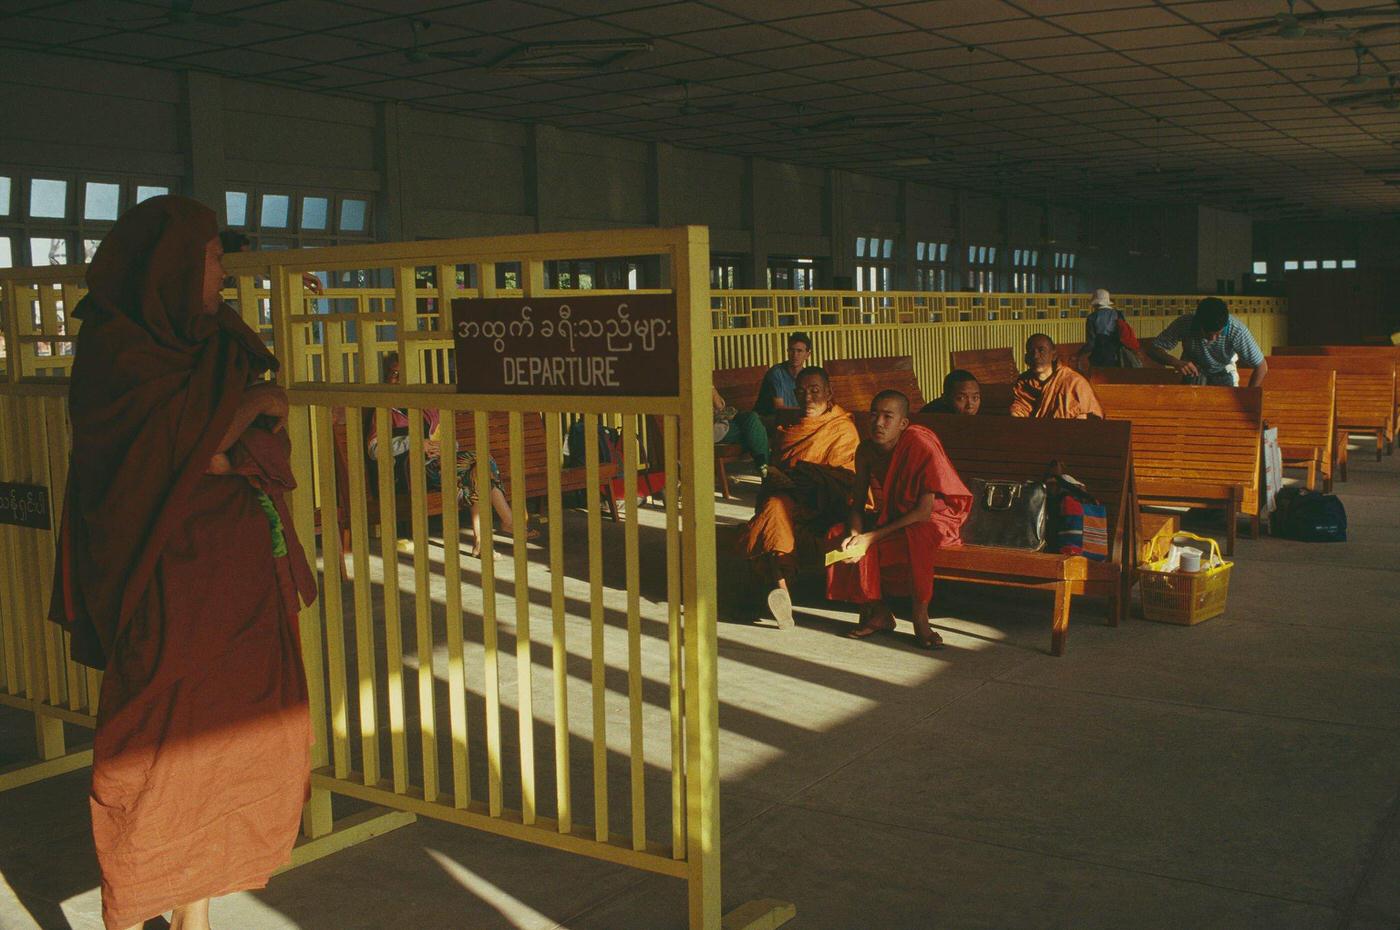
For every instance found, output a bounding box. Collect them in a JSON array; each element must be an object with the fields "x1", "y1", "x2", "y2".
[{"x1": 961, "y1": 479, "x2": 1049, "y2": 551}]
